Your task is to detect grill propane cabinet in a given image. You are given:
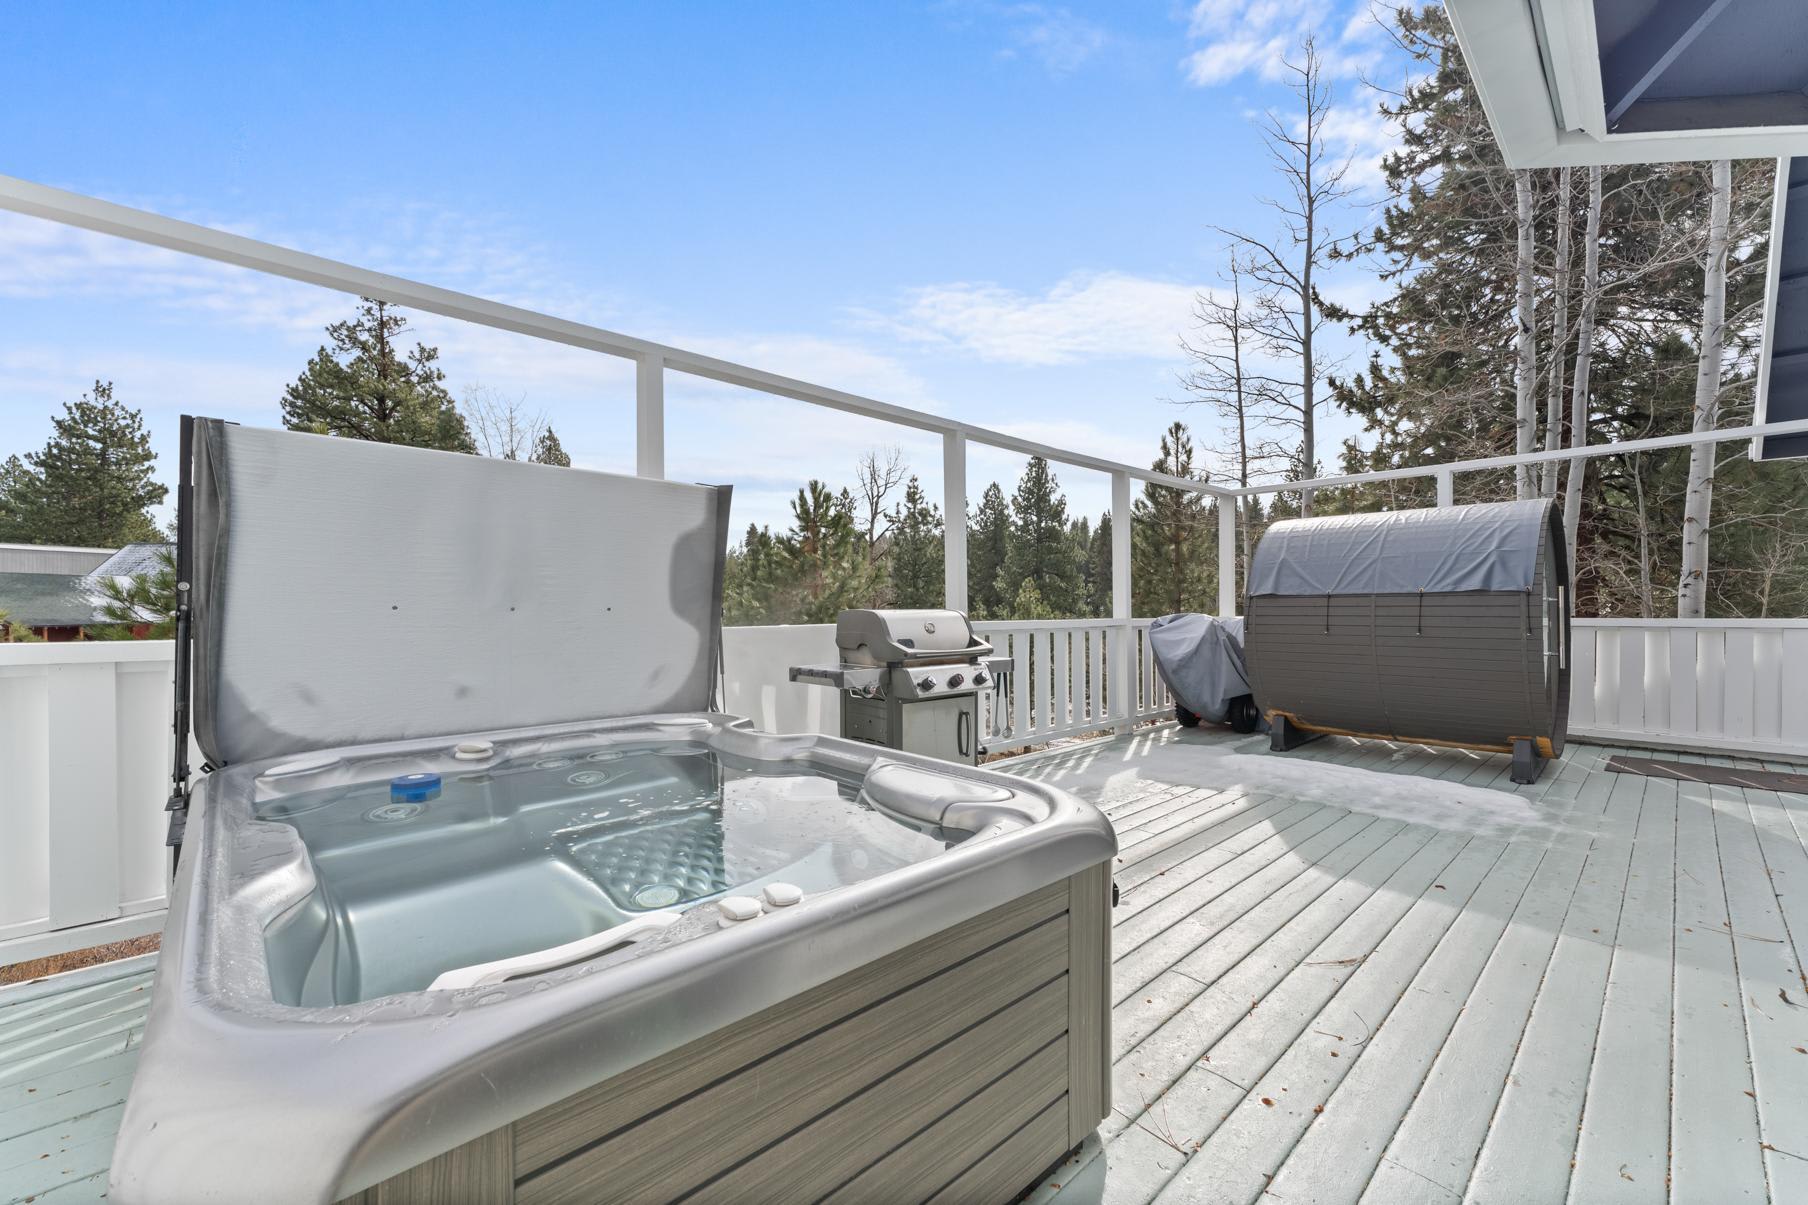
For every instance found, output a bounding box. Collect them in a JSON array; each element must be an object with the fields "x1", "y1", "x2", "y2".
[
  {"x1": 1243, "y1": 499, "x2": 1571, "y2": 784},
  {"x1": 791, "y1": 609, "x2": 1007, "y2": 764}
]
